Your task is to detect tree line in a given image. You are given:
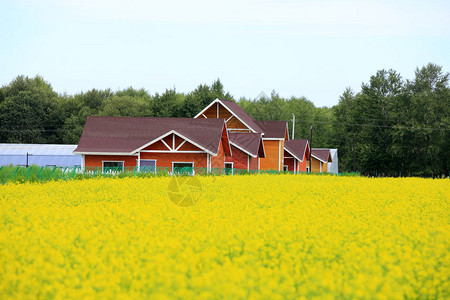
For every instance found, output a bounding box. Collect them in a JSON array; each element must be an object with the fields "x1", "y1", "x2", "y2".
[{"x1": 0, "y1": 63, "x2": 448, "y2": 176}]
